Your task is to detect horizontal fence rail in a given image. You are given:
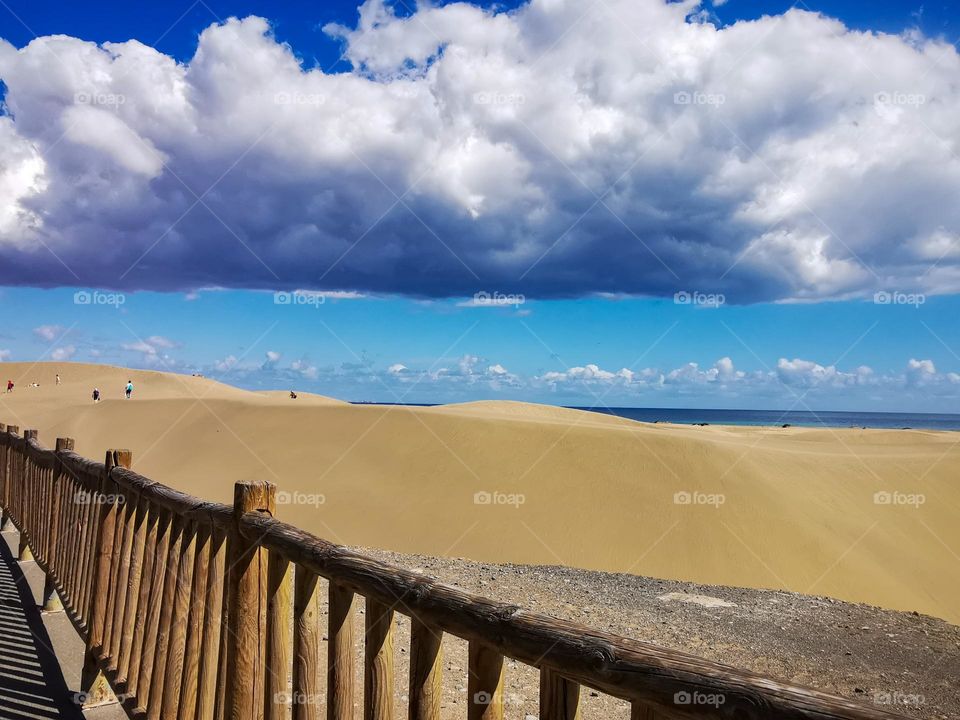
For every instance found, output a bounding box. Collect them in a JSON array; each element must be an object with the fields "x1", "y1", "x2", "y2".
[{"x1": 0, "y1": 422, "x2": 907, "y2": 720}]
